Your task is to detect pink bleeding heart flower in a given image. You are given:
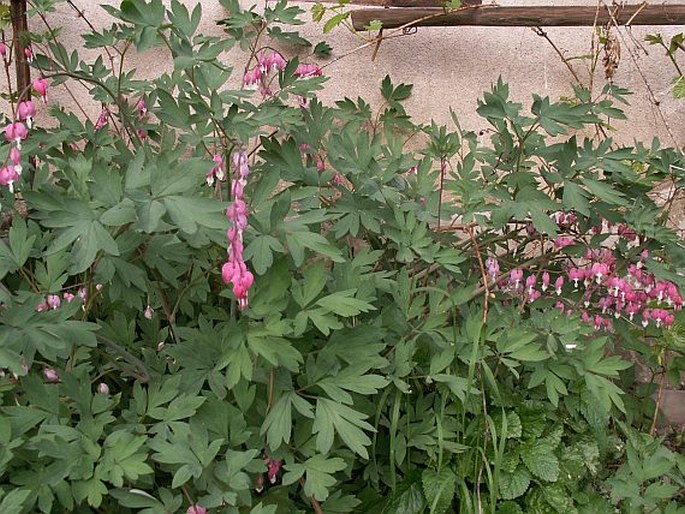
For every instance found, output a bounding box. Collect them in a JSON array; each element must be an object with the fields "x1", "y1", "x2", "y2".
[
  {"x1": 95, "y1": 108, "x2": 109, "y2": 130},
  {"x1": 0, "y1": 166, "x2": 20, "y2": 193},
  {"x1": 5, "y1": 122, "x2": 28, "y2": 149},
  {"x1": 33, "y1": 78, "x2": 49, "y2": 102},
  {"x1": 9, "y1": 147, "x2": 22, "y2": 174},
  {"x1": 24, "y1": 46, "x2": 33, "y2": 63},
  {"x1": 17, "y1": 100, "x2": 36, "y2": 128},
  {"x1": 43, "y1": 368, "x2": 59, "y2": 382},
  {"x1": 46, "y1": 294, "x2": 61, "y2": 309},
  {"x1": 265, "y1": 457, "x2": 282, "y2": 484},
  {"x1": 186, "y1": 506, "x2": 207, "y2": 514},
  {"x1": 243, "y1": 67, "x2": 262, "y2": 89},
  {"x1": 0, "y1": 42, "x2": 6, "y2": 59},
  {"x1": 206, "y1": 153, "x2": 224, "y2": 186}
]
